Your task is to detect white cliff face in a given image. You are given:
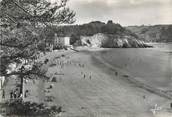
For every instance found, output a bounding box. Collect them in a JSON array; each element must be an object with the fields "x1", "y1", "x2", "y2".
[
  {"x1": 79, "y1": 33, "x2": 151, "y2": 48},
  {"x1": 80, "y1": 34, "x2": 107, "y2": 47},
  {"x1": 116, "y1": 39, "x2": 123, "y2": 47}
]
